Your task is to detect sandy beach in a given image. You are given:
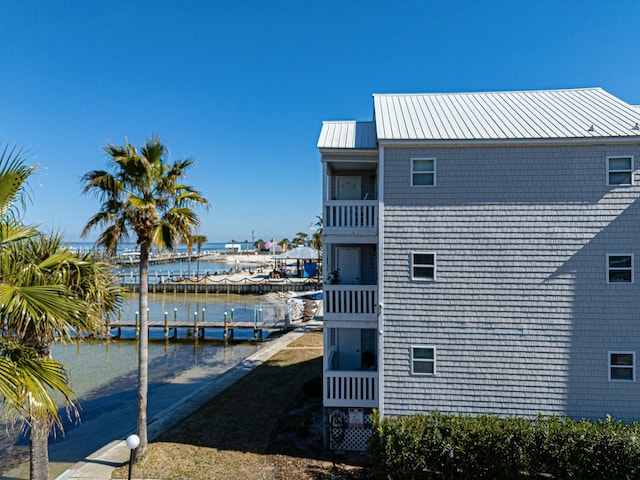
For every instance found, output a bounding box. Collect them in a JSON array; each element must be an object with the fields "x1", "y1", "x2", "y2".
[
  {"x1": 196, "y1": 251, "x2": 320, "y2": 285},
  {"x1": 201, "y1": 251, "x2": 276, "y2": 266}
]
